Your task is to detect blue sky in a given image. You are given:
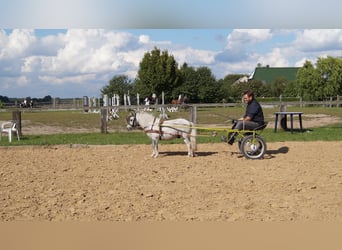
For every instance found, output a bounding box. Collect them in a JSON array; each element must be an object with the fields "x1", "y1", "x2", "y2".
[
  {"x1": 1, "y1": 1, "x2": 342, "y2": 98},
  {"x1": 2, "y1": 28, "x2": 342, "y2": 99}
]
